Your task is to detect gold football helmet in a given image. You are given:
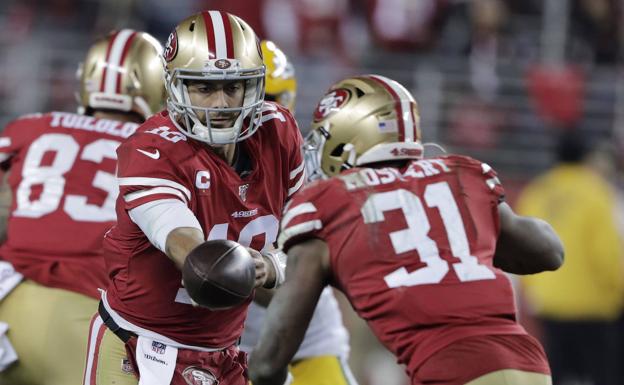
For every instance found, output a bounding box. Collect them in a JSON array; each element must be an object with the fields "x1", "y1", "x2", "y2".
[
  {"x1": 305, "y1": 75, "x2": 423, "y2": 180},
  {"x1": 78, "y1": 29, "x2": 166, "y2": 120},
  {"x1": 164, "y1": 11, "x2": 265, "y2": 145},
  {"x1": 261, "y1": 40, "x2": 296, "y2": 113}
]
